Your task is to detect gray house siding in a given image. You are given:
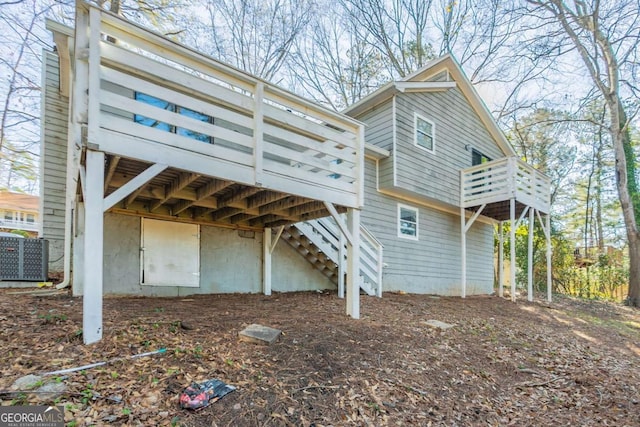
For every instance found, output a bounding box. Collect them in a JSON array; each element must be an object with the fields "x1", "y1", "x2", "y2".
[
  {"x1": 358, "y1": 100, "x2": 393, "y2": 151},
  {"x1": 75, "y1": 213, "x2": 335, "y2": 296},
  {"x1": 41, "y1": 51, "x2": 69, "y2": 272},
  {"x1": 394, "y1": 88, "x2": 504, "y2": 206},
  {"x1": 361, "y1": 158, "x2": 493, "y2": 295}
]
